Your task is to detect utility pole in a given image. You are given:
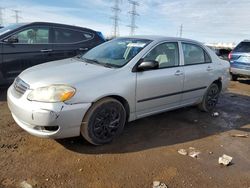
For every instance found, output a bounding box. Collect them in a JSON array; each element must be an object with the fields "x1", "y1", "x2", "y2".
[
  {"x1": 110, "y1": 0, "x2": 121, "y2": 38},
  {"x1": 127, "y1": 0, "x2": 139, "y2": 36},
  {"x1": 12, "y1": 9, "x2": 21, "y2": 23},
  {"x1": 179, "y1": 24, "x2": 183, "y2": 38},
  {"x1": 0, "y1": 7, "x2": 4, "y2": 26}
]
